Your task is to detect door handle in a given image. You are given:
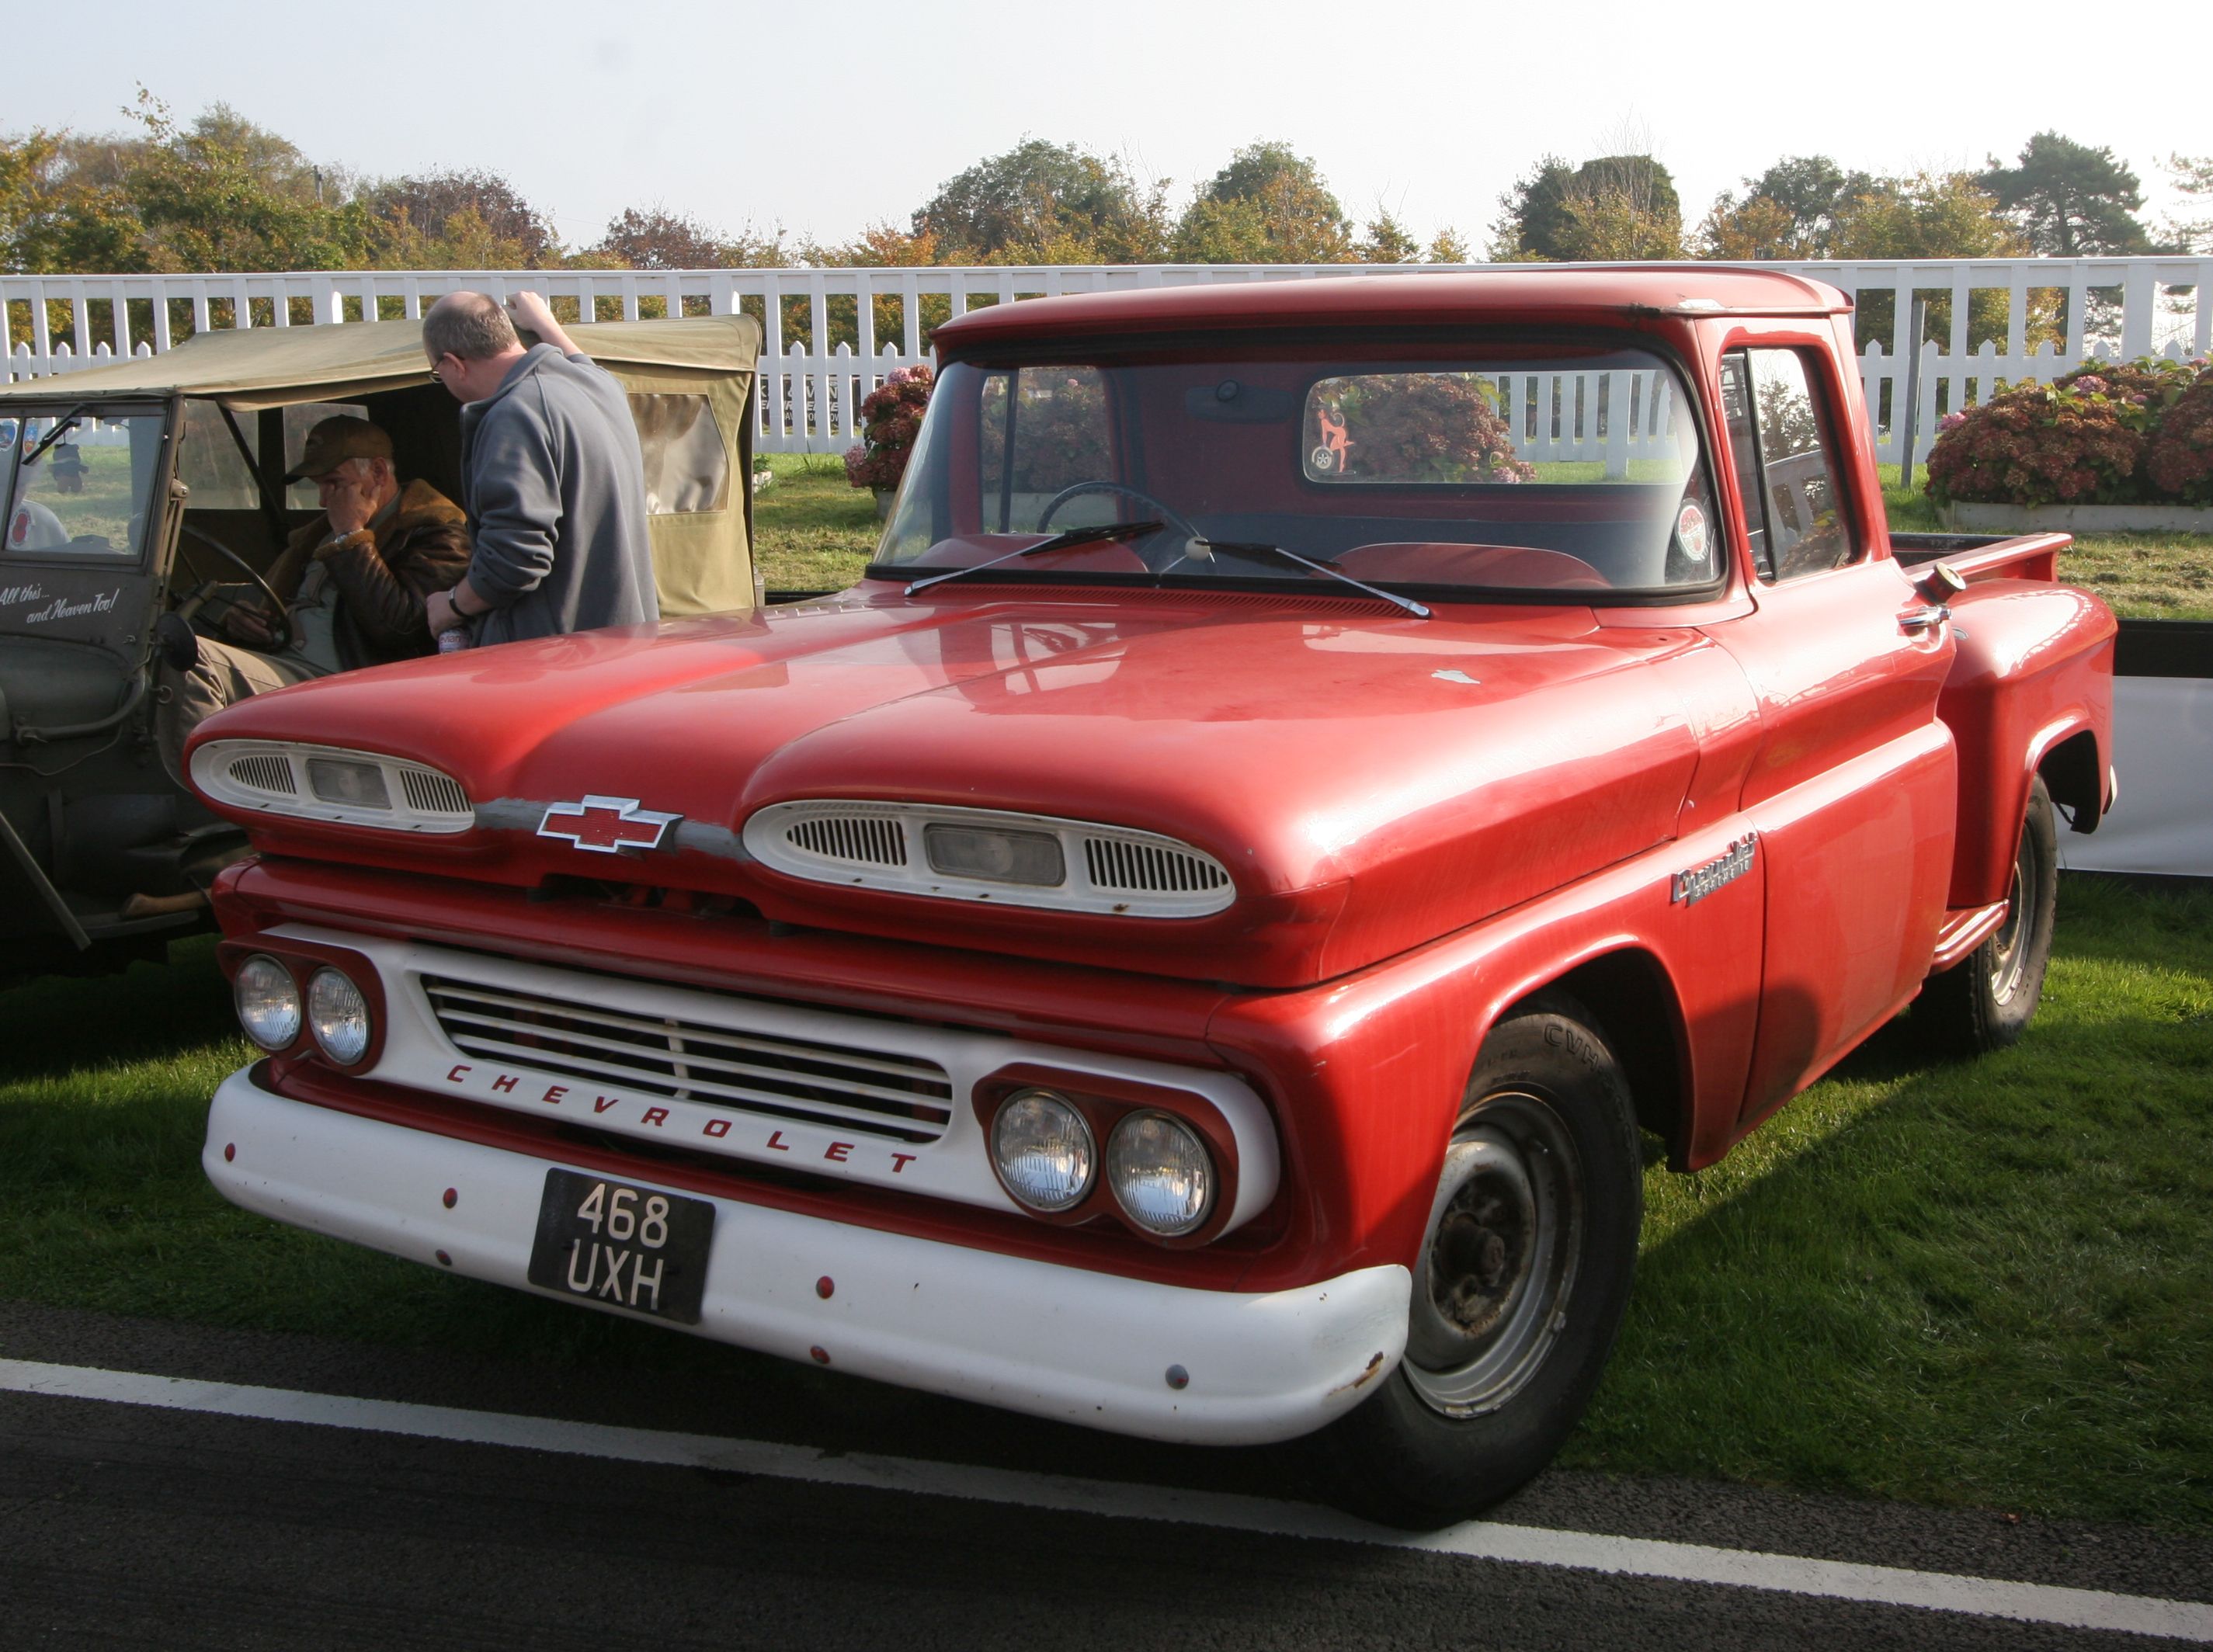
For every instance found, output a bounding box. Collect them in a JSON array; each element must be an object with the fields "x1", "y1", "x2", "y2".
[{"x1": 1898, "y1": 604, "x2": 1951, "y2": 634}]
